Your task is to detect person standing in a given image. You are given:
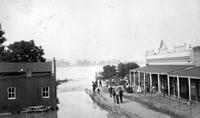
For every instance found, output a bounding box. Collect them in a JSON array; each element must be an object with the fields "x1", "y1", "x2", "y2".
[
  {"x1": 119, "y1": 87, "x2": 123, "y2": 103},
  {"x1": 92, "y1": 82, "x2": 96, "y2": 93},
  {"x1": 162, "y1": 85, "x2": 165, "y2": 97},
  {"x1": 99, "y1": 80, "x2": 102, "y2": 87},
  {"x1": 152, "y1": 86, "x2": 156, "y2": 94},
  {"x1": 106, "y1": 80, "x2": 109, "y2": 87},
  {"x1": 95, "y1": 80, "x2": 98, "y2": 87},
  {"x1": 111, "y1": 79, "x2": 114, "y2": 86},
  {"x1": 116, "y1": 88, "x2": 119, "y2": 104},
  {"x1": 112, "y1": 88, "x2": 116, "y2": 103},
  {"x1": 97, "y1": 87, "x2": 100, "y2": 94},
  {"x1": 108, "y1": 86, "x2": 113, "y2": 98}
]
